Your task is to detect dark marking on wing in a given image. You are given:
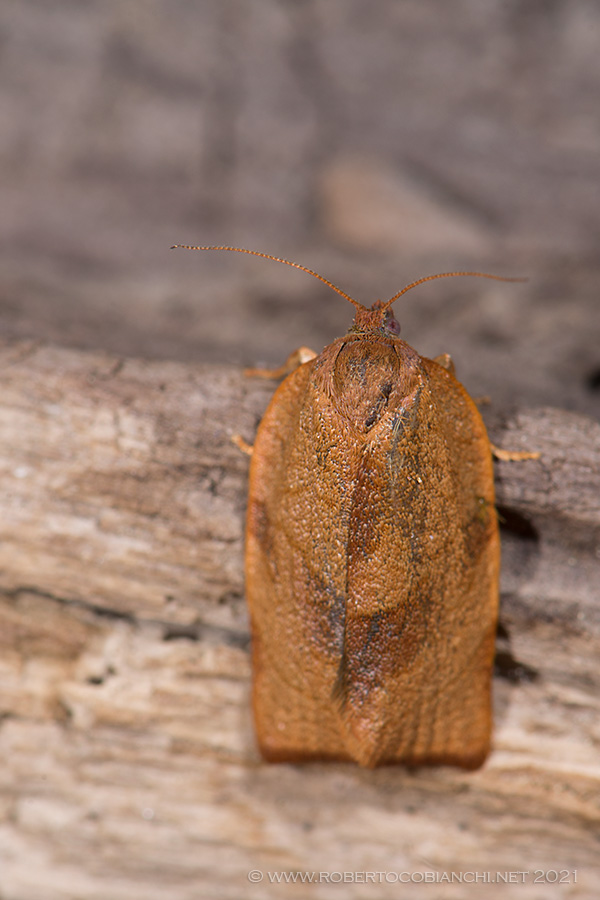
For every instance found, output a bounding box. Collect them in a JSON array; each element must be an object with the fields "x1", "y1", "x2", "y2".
[
  {"x1": 390, "y1": 386, "x2": 423, "y2": 444},
  {"x1": 299, "y1": 567, "x2": 346, "y2": 658},
  {"x1": 462, "y1": 496, "x2": 496, "y2": 565},
  {"x1": 332, "y1": 599, "x2": 428, "y2": 707},
  {"x1": 364, "y1": 380, "x2": 394, "y2": 430},
  {"x1": 250, "y1": 498, "x2": 271, "y2": 551}
]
